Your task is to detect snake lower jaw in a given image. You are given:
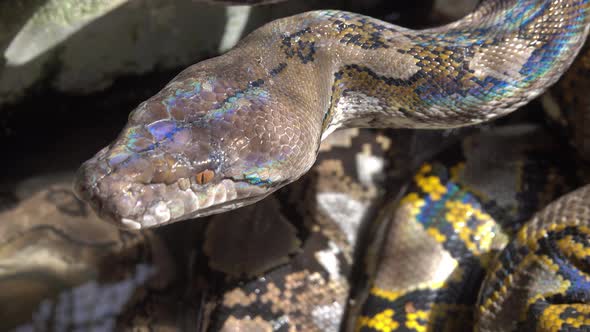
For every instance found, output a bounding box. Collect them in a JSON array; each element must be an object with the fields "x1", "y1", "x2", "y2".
[
  {"x1": 74, "y1": 160, "x2": 272, "y2": 229},
  {"x1": 113, "y1": 191, "x2": 271, "y2": 230},
  {"x1": 118, "y1": 195, "x2": 269, "y2": 229}
]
